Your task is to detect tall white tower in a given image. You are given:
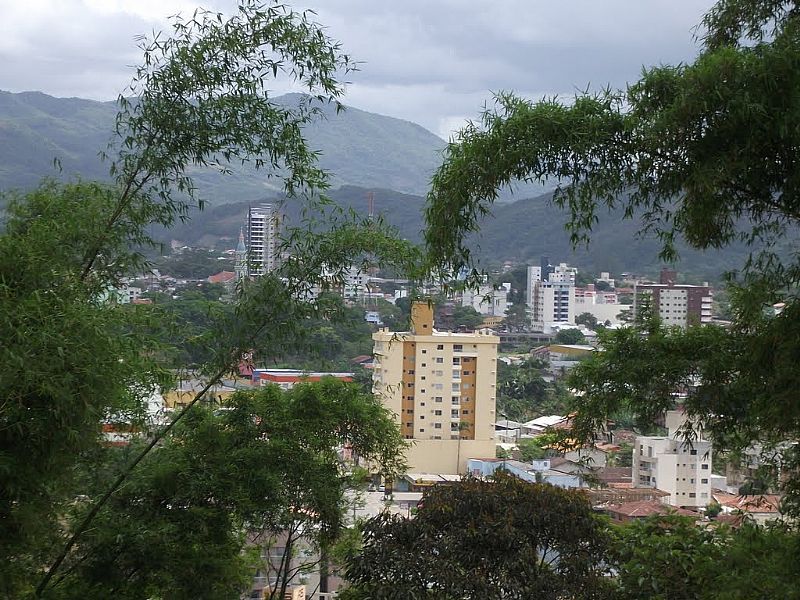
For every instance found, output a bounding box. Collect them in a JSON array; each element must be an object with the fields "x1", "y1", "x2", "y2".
[{"x1": 246, "y1": 204, "x2": 280, "y2": 276}]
